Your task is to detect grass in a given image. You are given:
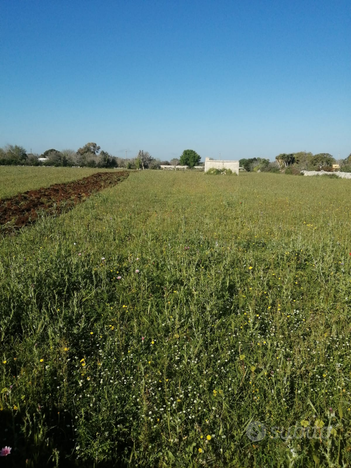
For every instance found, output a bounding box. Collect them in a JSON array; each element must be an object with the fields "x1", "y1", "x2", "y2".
[
  {"x1": 0, "y1": 166, "x2": 122, "y2": 199},
  {"x1": 1, "y1": 170, "x2": 351, "y2": 467}
]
